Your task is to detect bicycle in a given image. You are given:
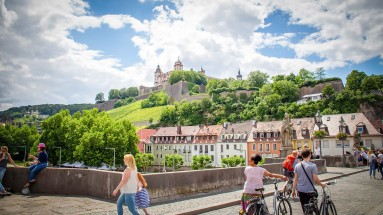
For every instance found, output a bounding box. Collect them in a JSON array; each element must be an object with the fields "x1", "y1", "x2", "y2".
[
  {"x1": 303, "y1": 180, "x2": 337, "y2": 215},
  {"x1": 282, "y1": 172, "x2": 294, "y2": 199},
  {"x1": 245, "y1": 178, "x2": 292, "y2": 215}
]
